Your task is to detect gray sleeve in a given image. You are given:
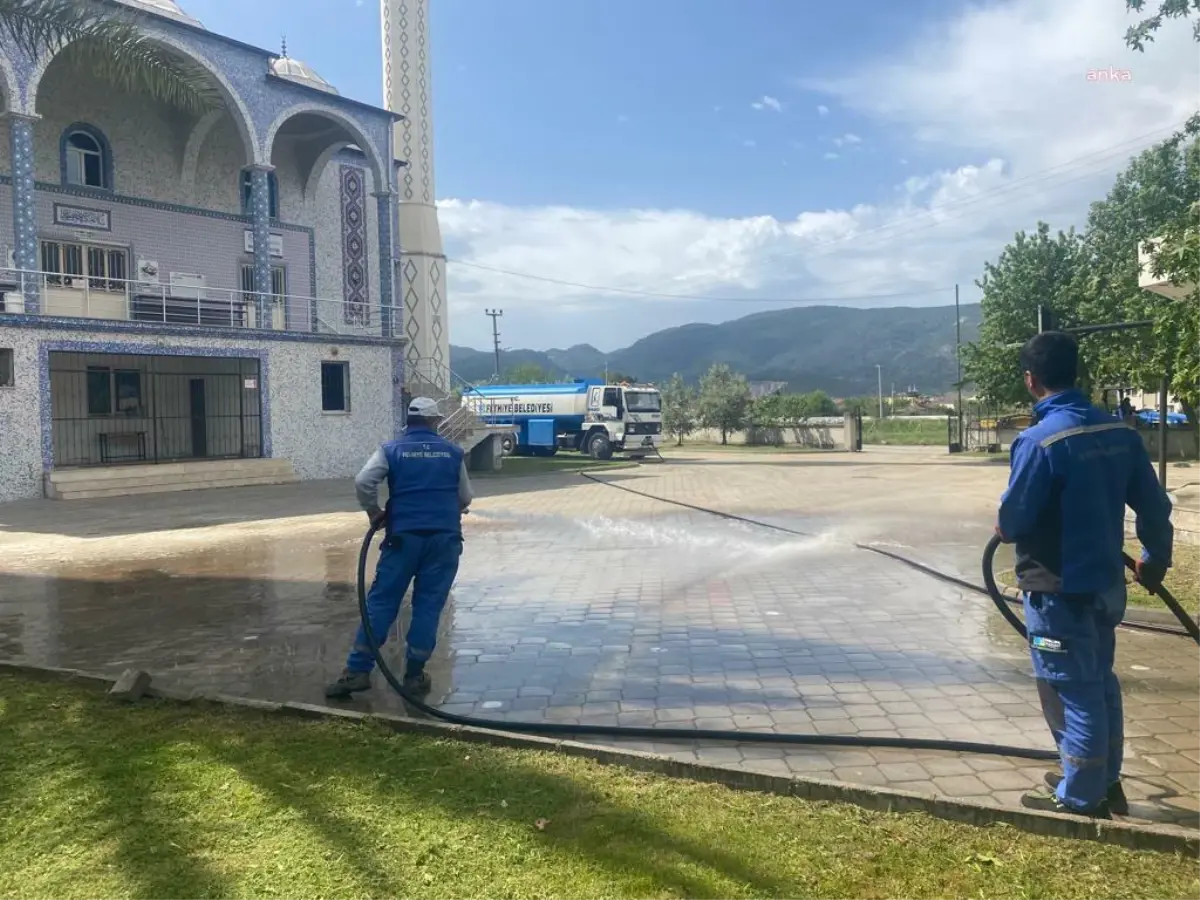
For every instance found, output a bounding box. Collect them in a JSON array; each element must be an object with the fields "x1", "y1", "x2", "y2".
[
  {"x1": 458, "y1": 460, "x2": 474, "y2": 508},
  {"x1": 354, "y1": 448, "x2": 389, "y2": 513}
]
